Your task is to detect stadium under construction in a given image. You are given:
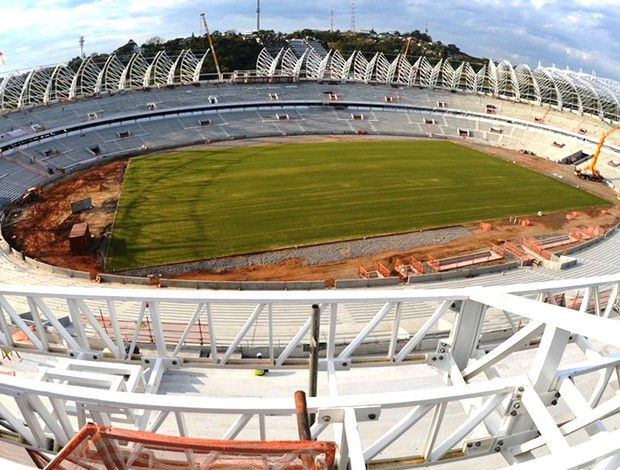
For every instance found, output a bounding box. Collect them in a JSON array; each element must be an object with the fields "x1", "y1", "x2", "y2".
[{"x1": 0, "y1": 42, "x2": 620, "y2": 468}]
